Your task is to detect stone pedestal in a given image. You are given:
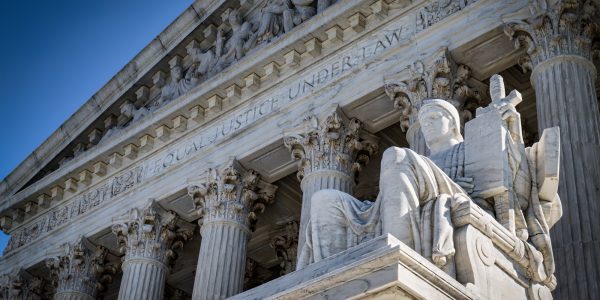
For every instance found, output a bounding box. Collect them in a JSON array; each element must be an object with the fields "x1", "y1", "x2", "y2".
[
  {"x1": 284, "y1": 108, "x2": 377, "y2": 267},
  {"x1": 505, "y1": 2, "x2": 600, "y2": 298},
  {"x1": 231, "y1": 233, "x2": 475, "y2": 300},
  {"x1": 46, "y1": 238, "x2": 113, "y2": 300},
  {"x1": 187, "y1": 159, "x2": 277, "y2": 300},
  {"x1": 233, "y1": 201, "x2": 556, "y2": 300},
  {"x1": 112, "y1": 201, "x2": 193, "y2": 300}
]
